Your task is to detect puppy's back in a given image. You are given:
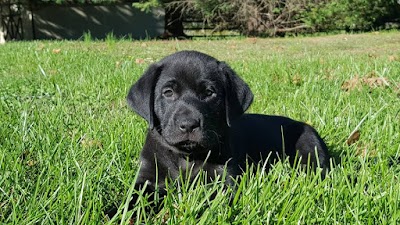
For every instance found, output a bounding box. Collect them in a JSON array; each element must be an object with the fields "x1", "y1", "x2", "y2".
[{"x1": 229, "y1": 114, "x2": 329, "y2": 170}]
